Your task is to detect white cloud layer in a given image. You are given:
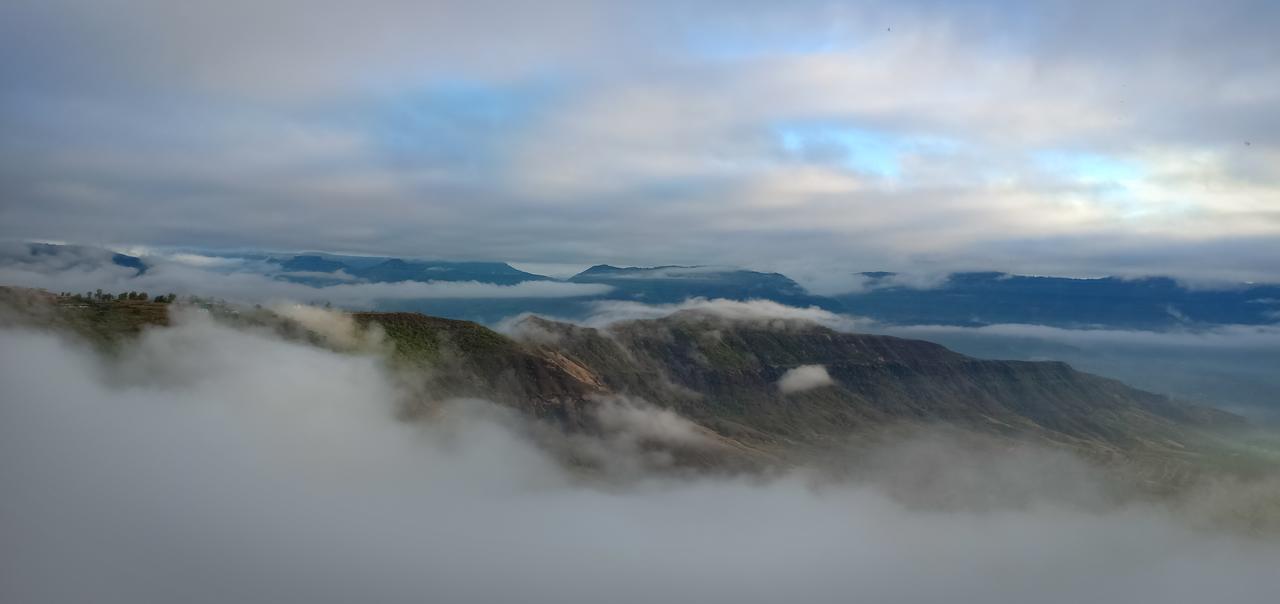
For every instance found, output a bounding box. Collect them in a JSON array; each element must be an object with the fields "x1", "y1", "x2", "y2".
[{"x1": 2, "y1": 314, "x2": 1279, "y2": 603}]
